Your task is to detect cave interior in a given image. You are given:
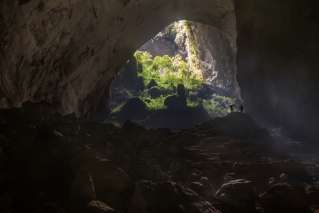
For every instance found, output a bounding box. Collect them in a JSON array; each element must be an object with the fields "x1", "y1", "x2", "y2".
[{"x1": 0, "y1": 0, "x2": 319, "y2": 213}]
